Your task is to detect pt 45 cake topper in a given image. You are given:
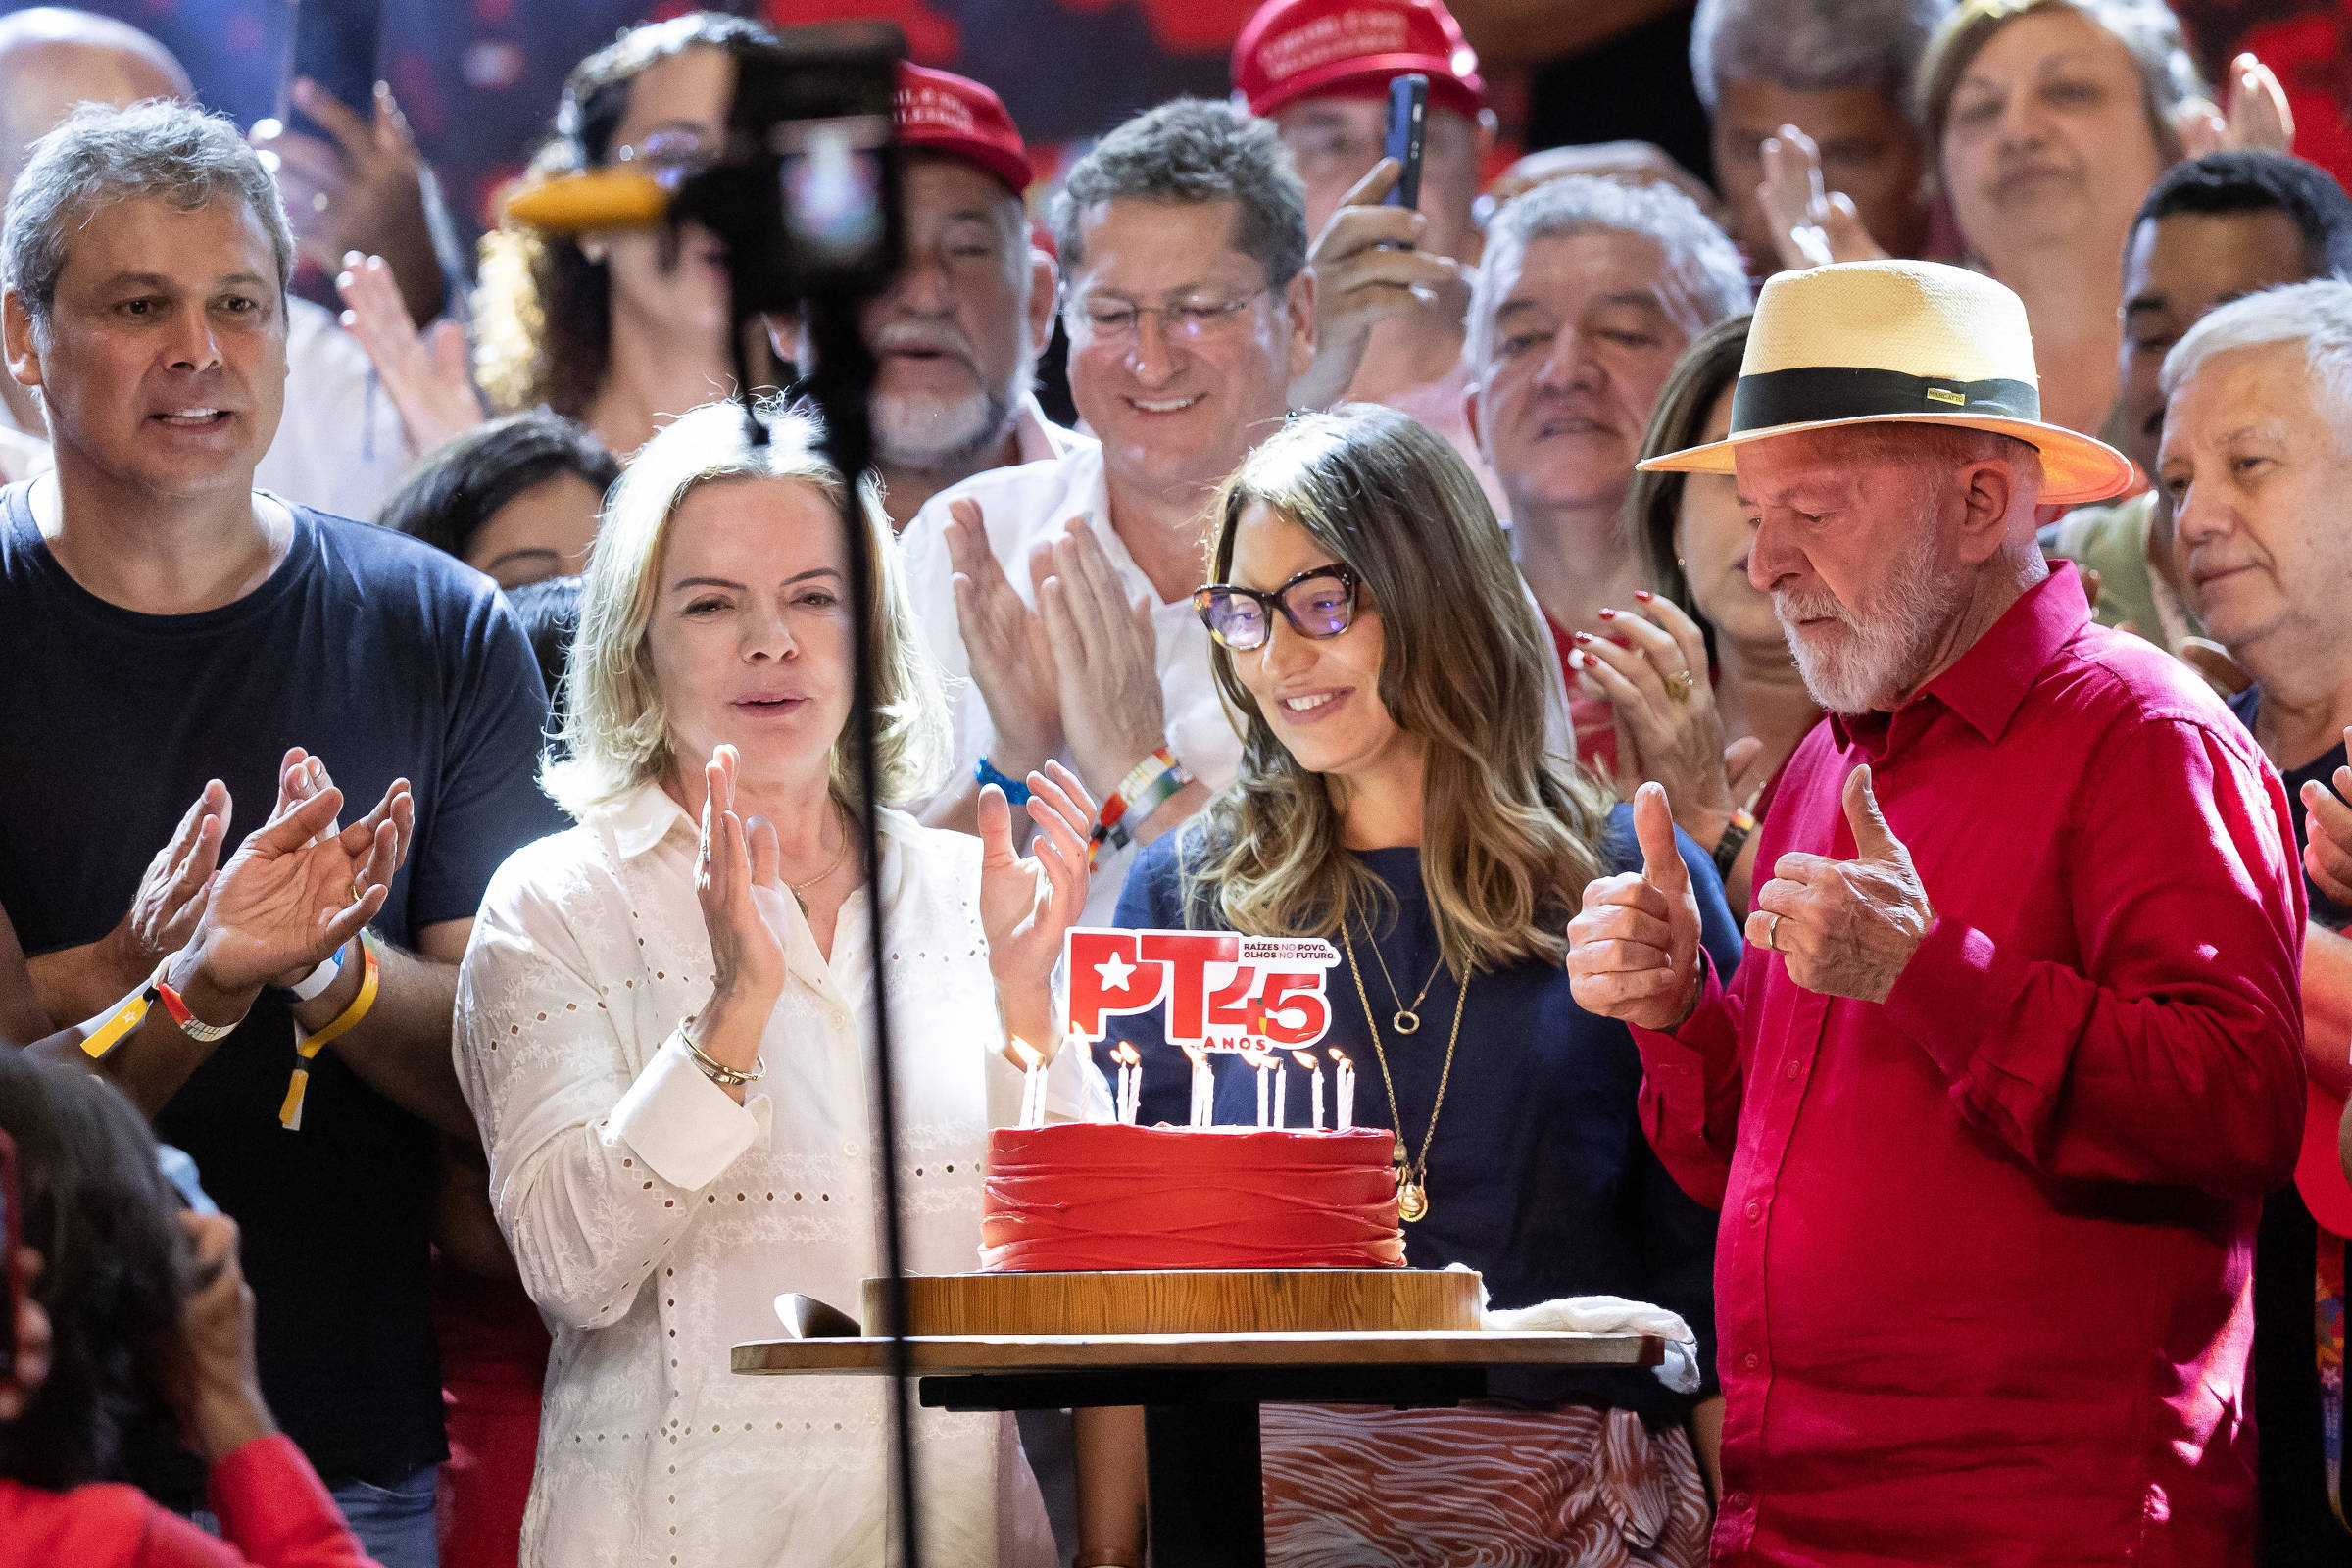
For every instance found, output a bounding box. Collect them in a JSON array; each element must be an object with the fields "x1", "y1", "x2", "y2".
[{"x1": 1065, "y1": 928, "x2": 1340, "y2": 1052}]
